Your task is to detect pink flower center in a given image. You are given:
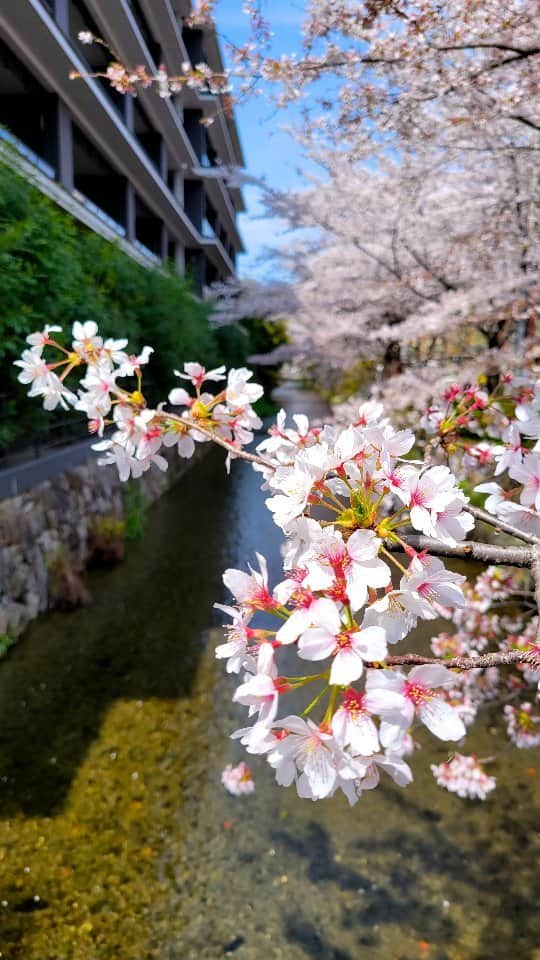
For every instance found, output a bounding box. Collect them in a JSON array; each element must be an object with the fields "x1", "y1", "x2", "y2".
[
  {"x1": 410, "y1": 488, "x2": 427, "y2": 507},
  {"x1": 292, "y1": 587, "x2": 315, "y2": 609},
  {"x1": 403, "y1": 681, "x2": 432, "y2": 706},
  {"x1": 336, "y1": 630, "x2": 353, "y2": 650},
  {"x1": 250, "y1": 587, "x2": 278, "y2": 611},
  {"x1": 416, "y1": 580, "x2": 436, "y2": 601},
  {"x1": 342, "y1": 689, "x2": 366, "y2": 718}
]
